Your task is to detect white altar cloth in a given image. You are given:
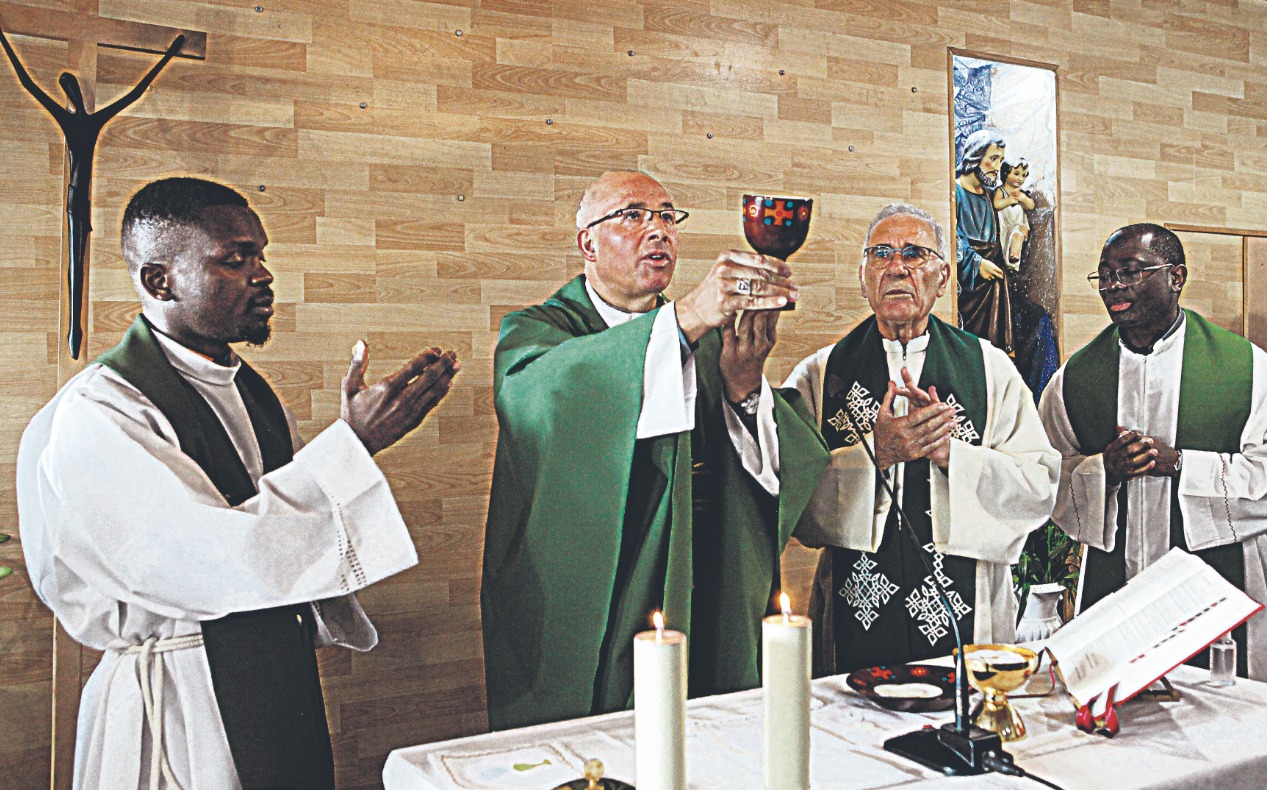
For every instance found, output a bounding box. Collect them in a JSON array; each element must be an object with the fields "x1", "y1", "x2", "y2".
[{"x1": 384, "y1": 665, "x2": 1267, "y2": 789}]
